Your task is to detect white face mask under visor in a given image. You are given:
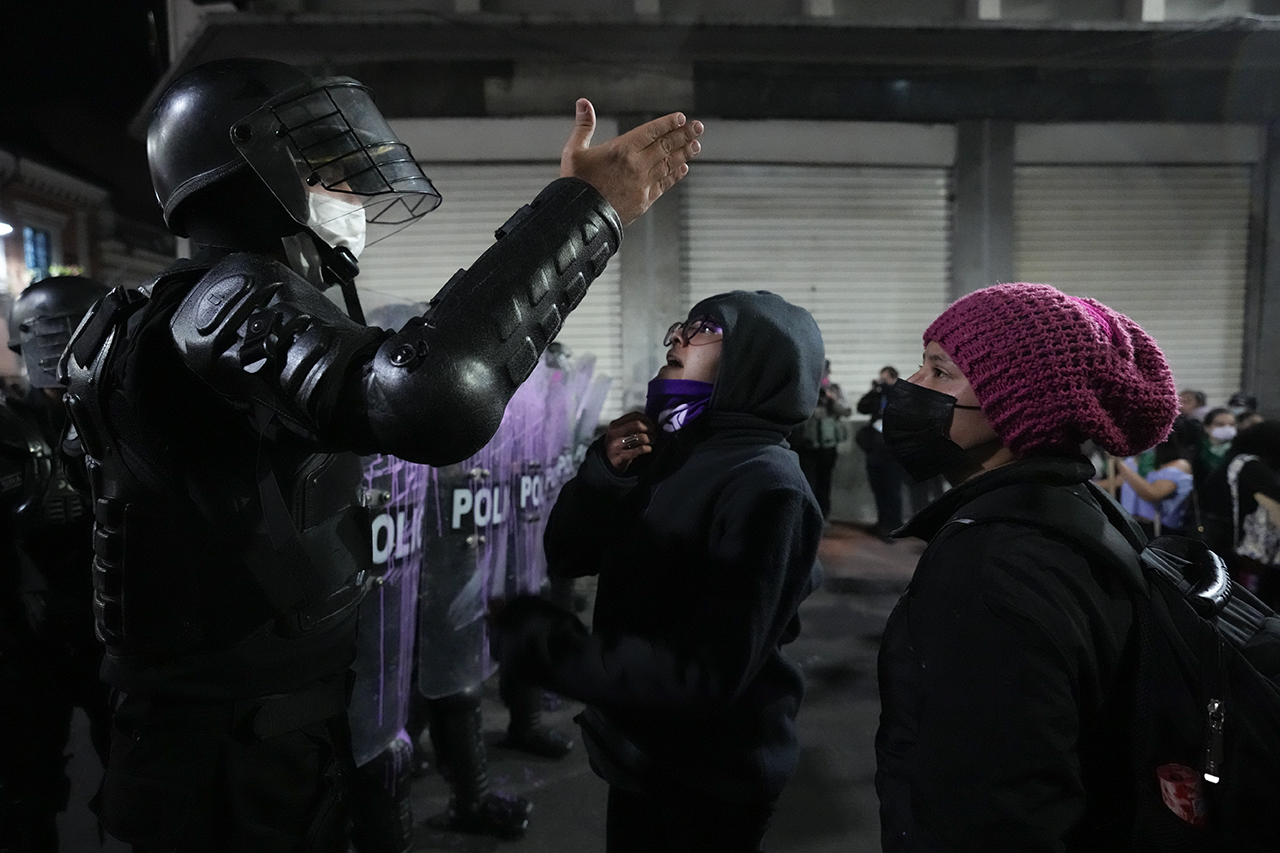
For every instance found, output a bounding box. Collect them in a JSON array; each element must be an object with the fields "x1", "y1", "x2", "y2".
[{"x1": 306, "y1": 190, "x2": 367, "y2": 259}]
